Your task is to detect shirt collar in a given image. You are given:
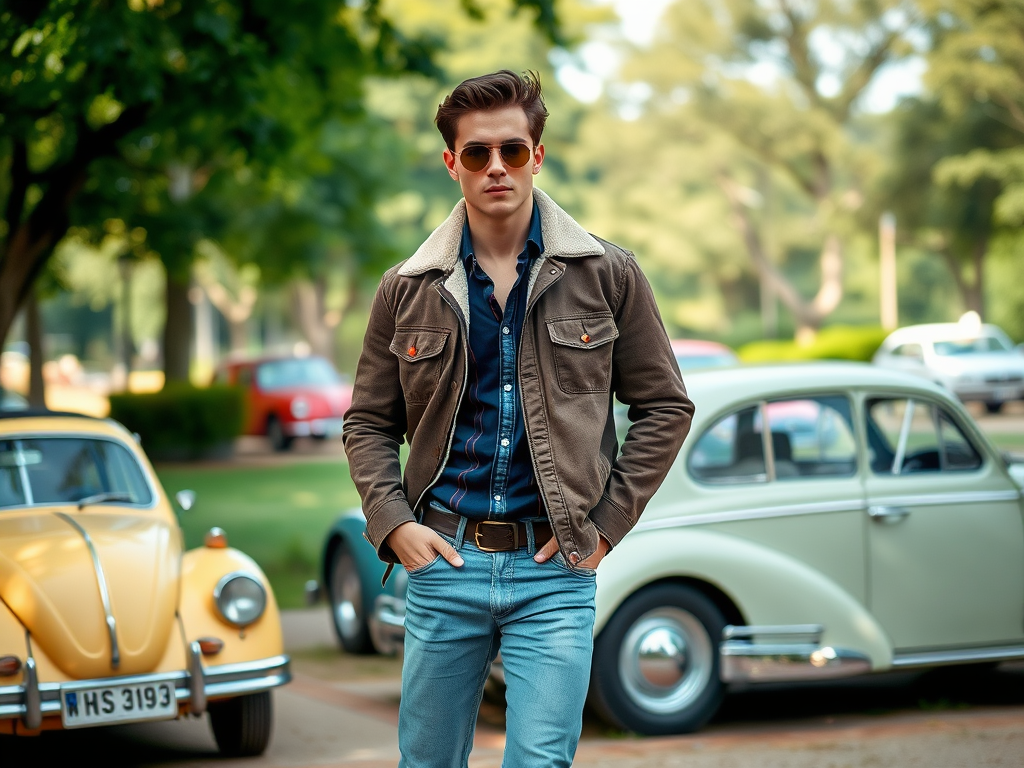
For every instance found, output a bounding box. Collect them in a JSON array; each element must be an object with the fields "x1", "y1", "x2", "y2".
[{"x1": 460, "y1": 200, "x2": 545, "y2": 267}]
